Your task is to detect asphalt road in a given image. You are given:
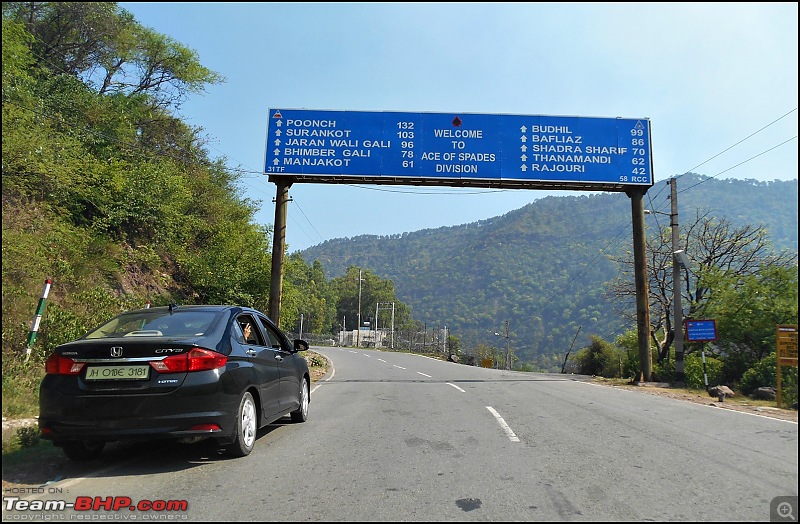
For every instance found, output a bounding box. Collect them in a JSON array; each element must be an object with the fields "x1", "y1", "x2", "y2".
[{"x1": 3, "y1": 347, "x2": 797, "y2": 522}]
